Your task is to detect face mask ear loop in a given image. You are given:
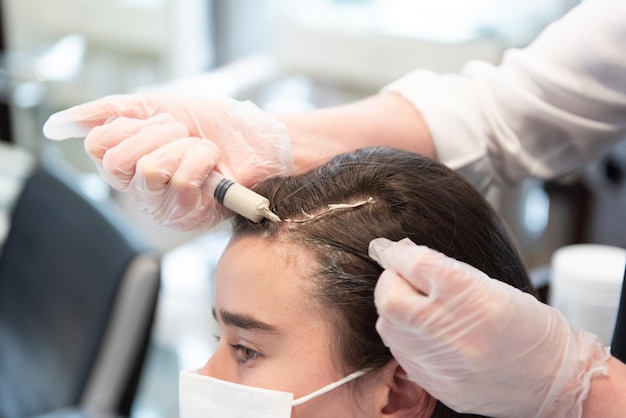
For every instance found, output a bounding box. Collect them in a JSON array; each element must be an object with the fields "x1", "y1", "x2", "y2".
[{"x1": 292, "y1": 369, "x2": 370, "y2": 406}]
